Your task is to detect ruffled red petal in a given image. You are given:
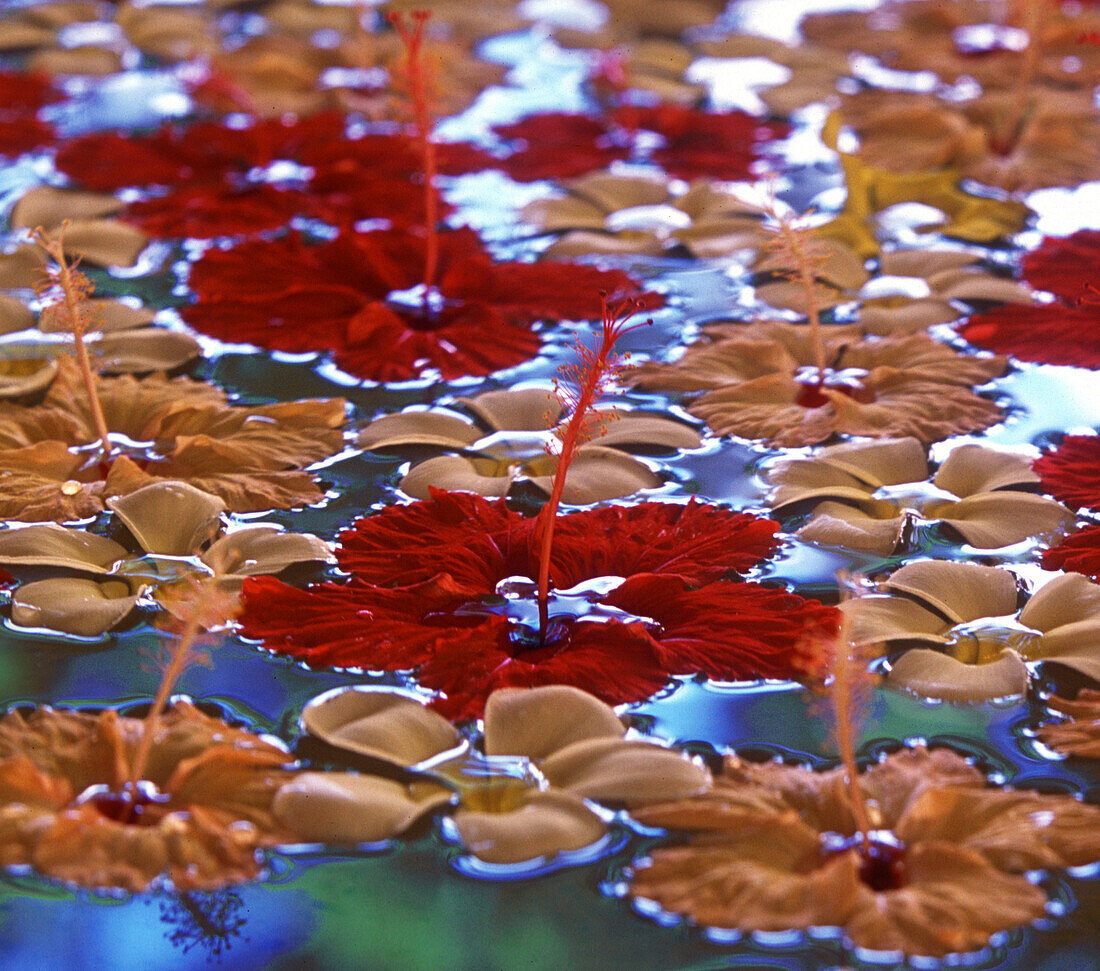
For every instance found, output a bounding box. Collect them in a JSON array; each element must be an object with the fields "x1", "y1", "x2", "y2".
[
  {"x1": 1042, "y1": 525, "x2": 1100, "y2": 582},
  {"x1": 183, "y1": 227, "x2": 654, "y2": 380},
  {"x1": 610, "y1": 105, "x2": 790, "y2": 181},
  {"x1": 0, "y1": 118, "x2": 53, "y2": 158},
  {"x1": 337, "y1": 299, "x2": 542, "y2": 382},
  {"x1": 492, "y1": 113, "x2": 628, "y2": 181},
  {"x1": 606, "y1": 573, "x2": 839, "y2": 681},
  {"x1": 958, "y1": 303, "x2": 1100, "y2": 368},
  {"x1": 56, "y1": 114, "x2": 348, "y2": 192},
  {"x1": 336, "y1": 490, "x2": 536, "y2": 588},
  {"x1": 492, "y1": 107, "x2": 788, "y2": 182},
  {"x1": 126, "y1": 184, "x2": 307, "y2": 238},
  {"x1": 416, "y1": 618, "x2": 670, "y2": 721},
  {"x1": 1020, "y1": 230, "x2": 1100, "y2": 303},
  {"x1": 0, "y1": 71, "x2": 62, "y2": 113},
  {"x1": 241, "y1": 491, "x2": 834, "y2": 719},
  {"x1": 546, "y1": 500, "x2": 779, "y2": 586},
  {"x1": 1034, "y1": 435, "x2": 1100, "y2": 509}
]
